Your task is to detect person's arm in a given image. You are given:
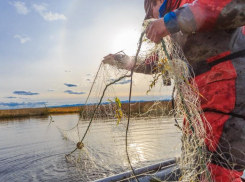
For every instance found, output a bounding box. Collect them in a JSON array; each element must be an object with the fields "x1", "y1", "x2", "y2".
[
  {"x1": 167, "y1": 0, "x2": 245, "y2": 34},
  {"x1": 102, "y1": 52, "x2": 158, "y2": 74},
  {"x1": 146, "y1": 0, "x2": 245, "y2": 43},
  {"x1": 102, "y1": 52, "x2": 171, "y2": 85}
]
